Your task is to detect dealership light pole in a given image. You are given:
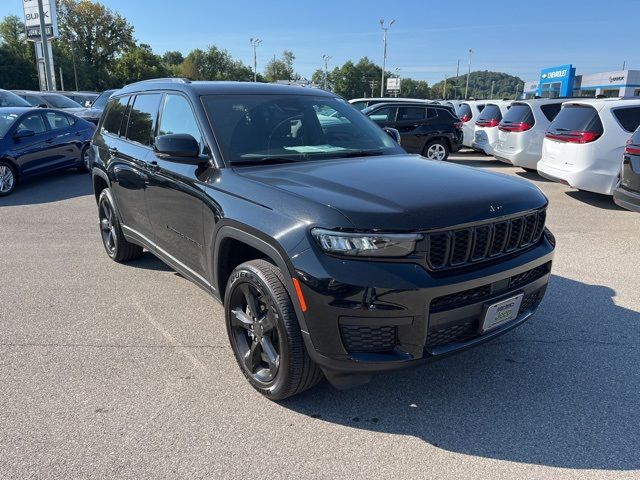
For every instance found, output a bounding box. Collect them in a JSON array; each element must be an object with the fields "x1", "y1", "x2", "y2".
[
  {"x1": 379, "y1": 19, "x2": 395, "y2": 97},
  {"x1": 464, "y1": 48, "x2": 472, "y2": 99},
  {"x1": 322, "y1": 54, "x2": 332, "y2": 90},
  {"x1": 249, "y1": 38, "x2": 262, "y2": 82},
  {"x1": 490, "y1": 80, "x2": 494, "y2": 99}
]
